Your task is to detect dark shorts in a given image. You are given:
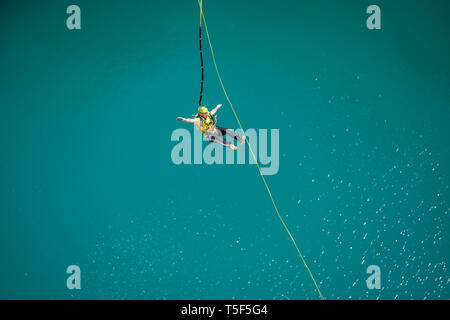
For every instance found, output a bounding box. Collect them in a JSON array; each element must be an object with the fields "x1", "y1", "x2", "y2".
[{"x1": 205, "y1": 126, "x2": 243, "y2": 147}]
